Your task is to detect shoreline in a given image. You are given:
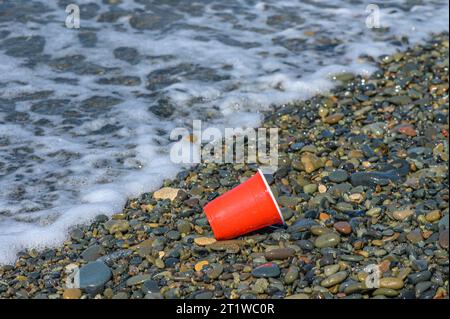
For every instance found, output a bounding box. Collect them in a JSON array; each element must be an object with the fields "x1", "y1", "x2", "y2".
[{"x1": 1, "y1": 33, "x2": 448, "y2": 299}]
